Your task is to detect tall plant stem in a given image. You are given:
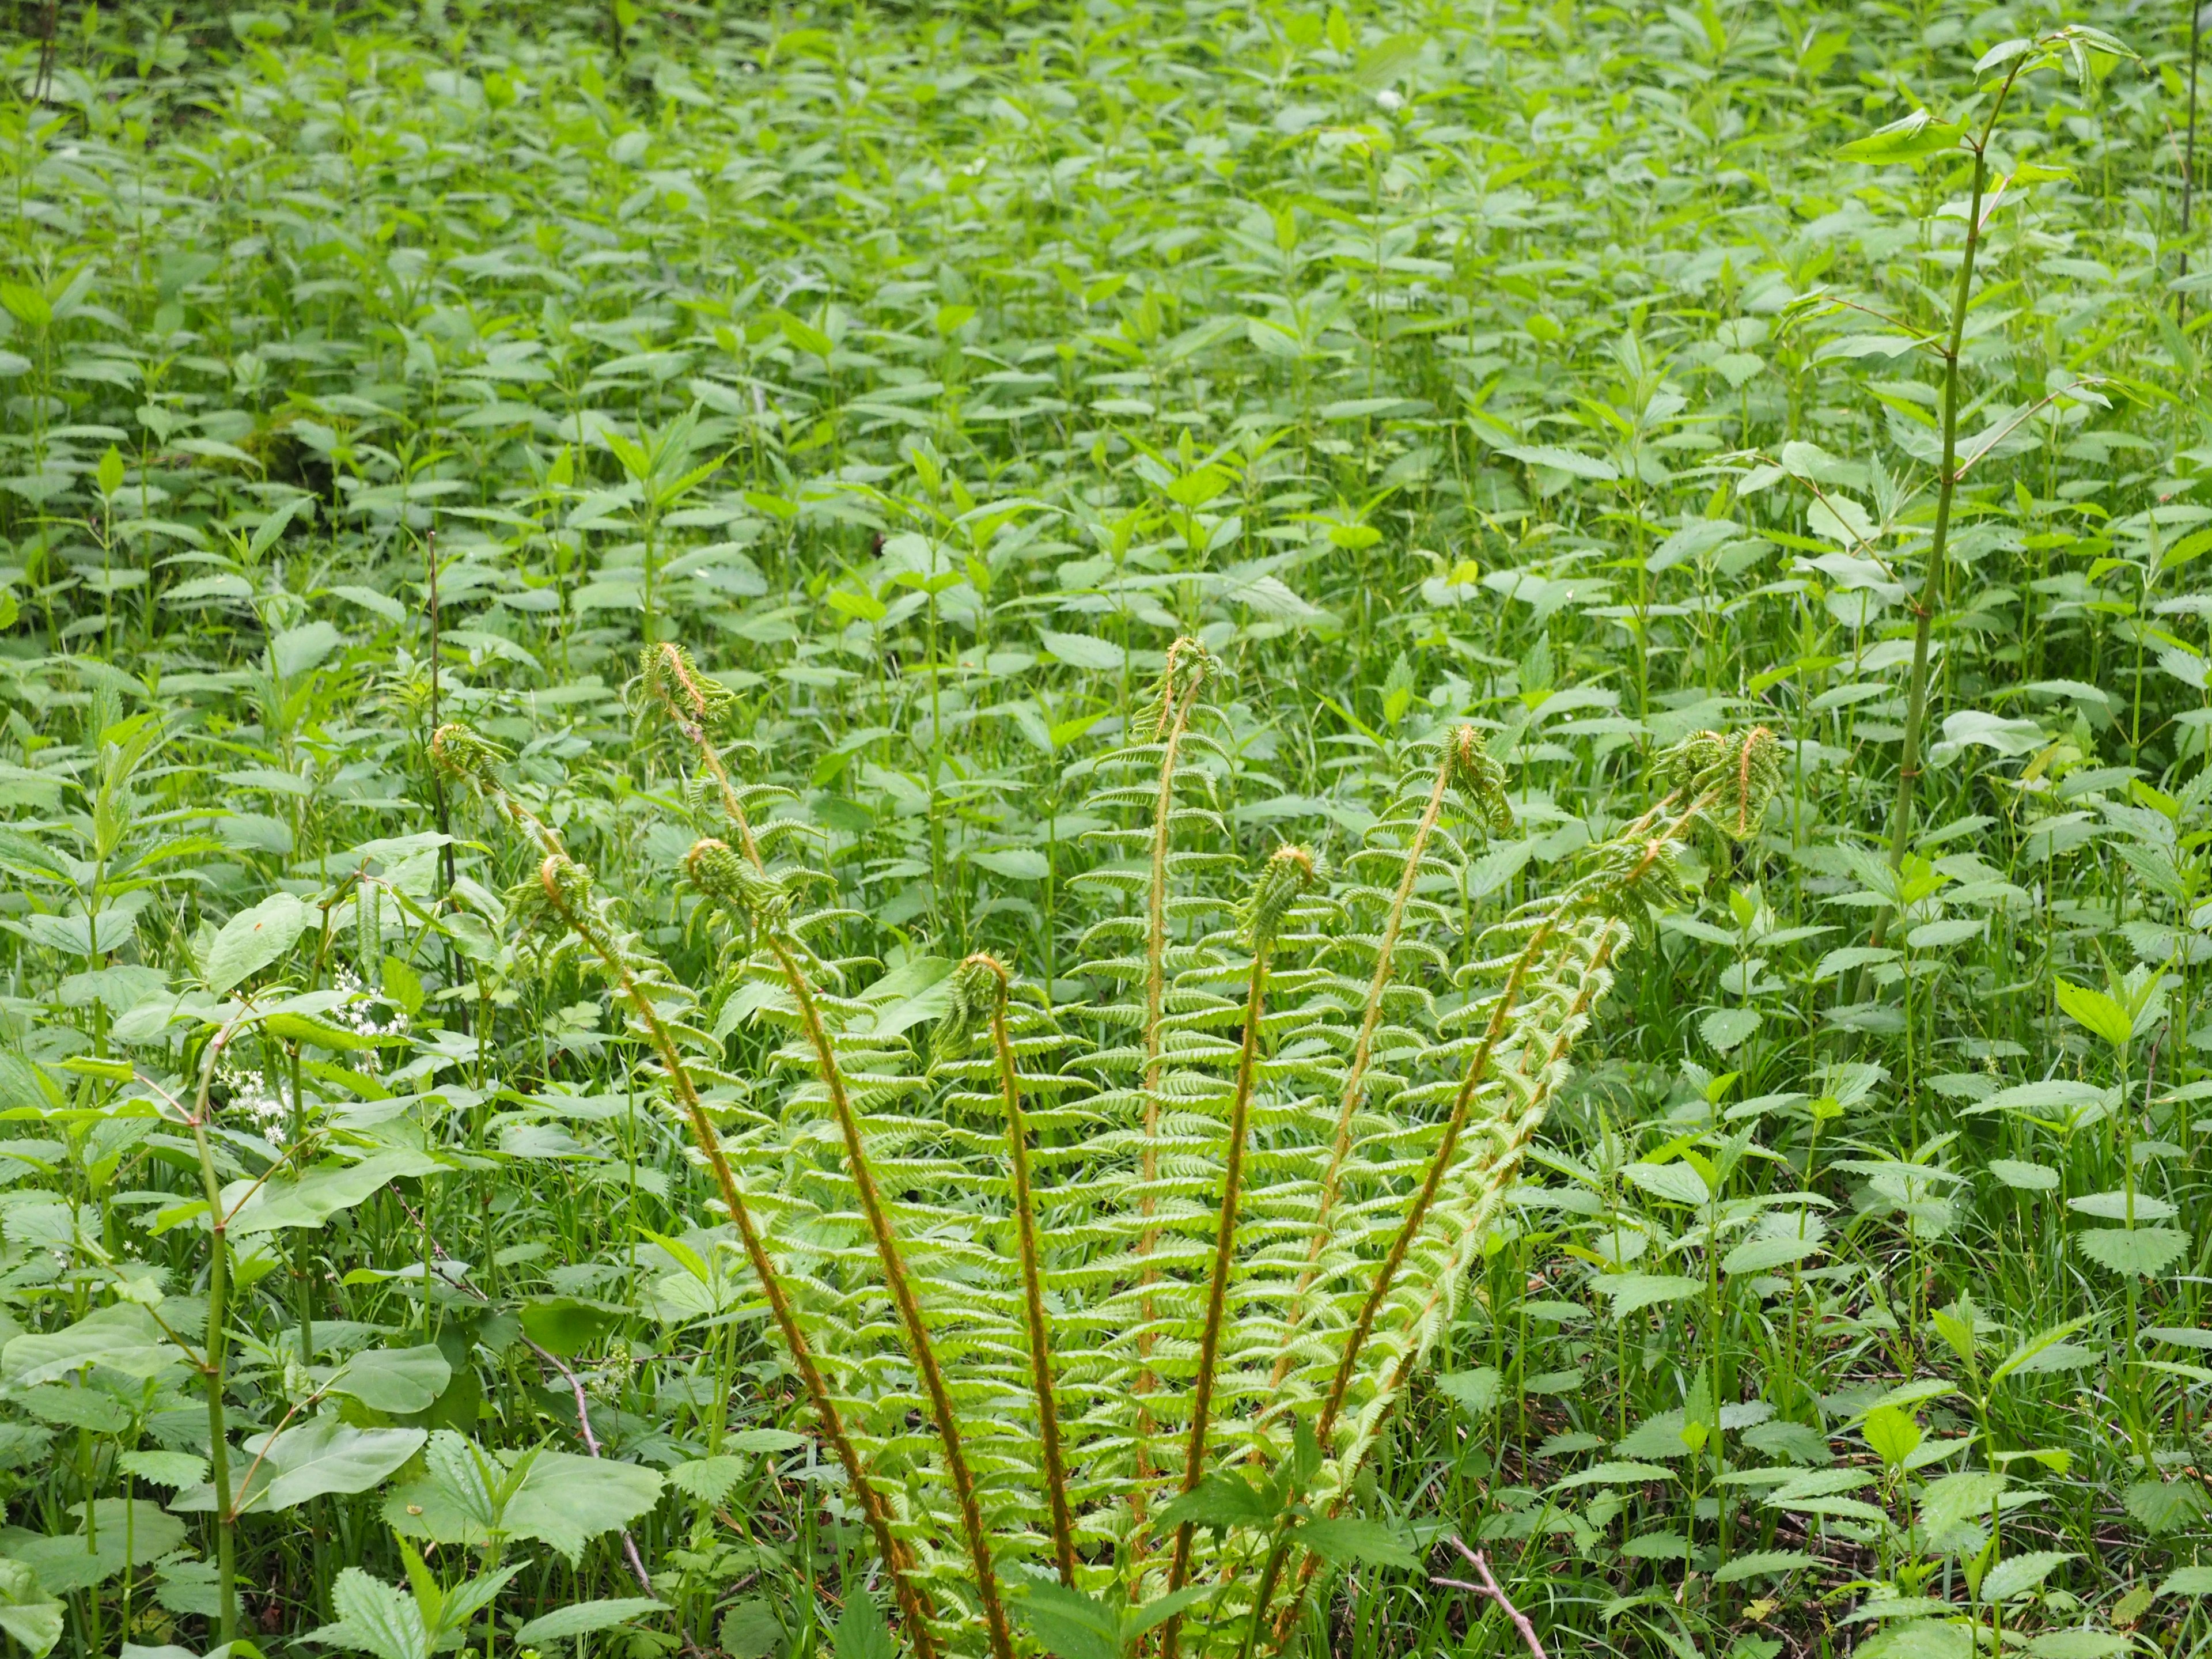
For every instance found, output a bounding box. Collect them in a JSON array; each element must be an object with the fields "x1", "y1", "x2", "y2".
[
  {"x1": 982, "y1": 974, "x2": 1079, "y2": 1586},
  {"x1": 186, "y1": 1021, "x2": 247, "y2": 1646},
  {"x1": 1162, "y1": 936, "x2": 1274, "y2": 1659},
  {"x1": 1267, "y1": 751, "x2": 1454, "y2": 1392},
  {"x1": 2185, "y1": 0, "x2": 2202, "y2": 315},
  {"x1": 767, "y1": 935, "x2": 1017, "y2": 1659},
  {"x1": 520, "y1": 844, "x2": 938, "y2": 1655},
  {"x1": 1883, "y1": 73, "x2": 2022, "y2": 885}
]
